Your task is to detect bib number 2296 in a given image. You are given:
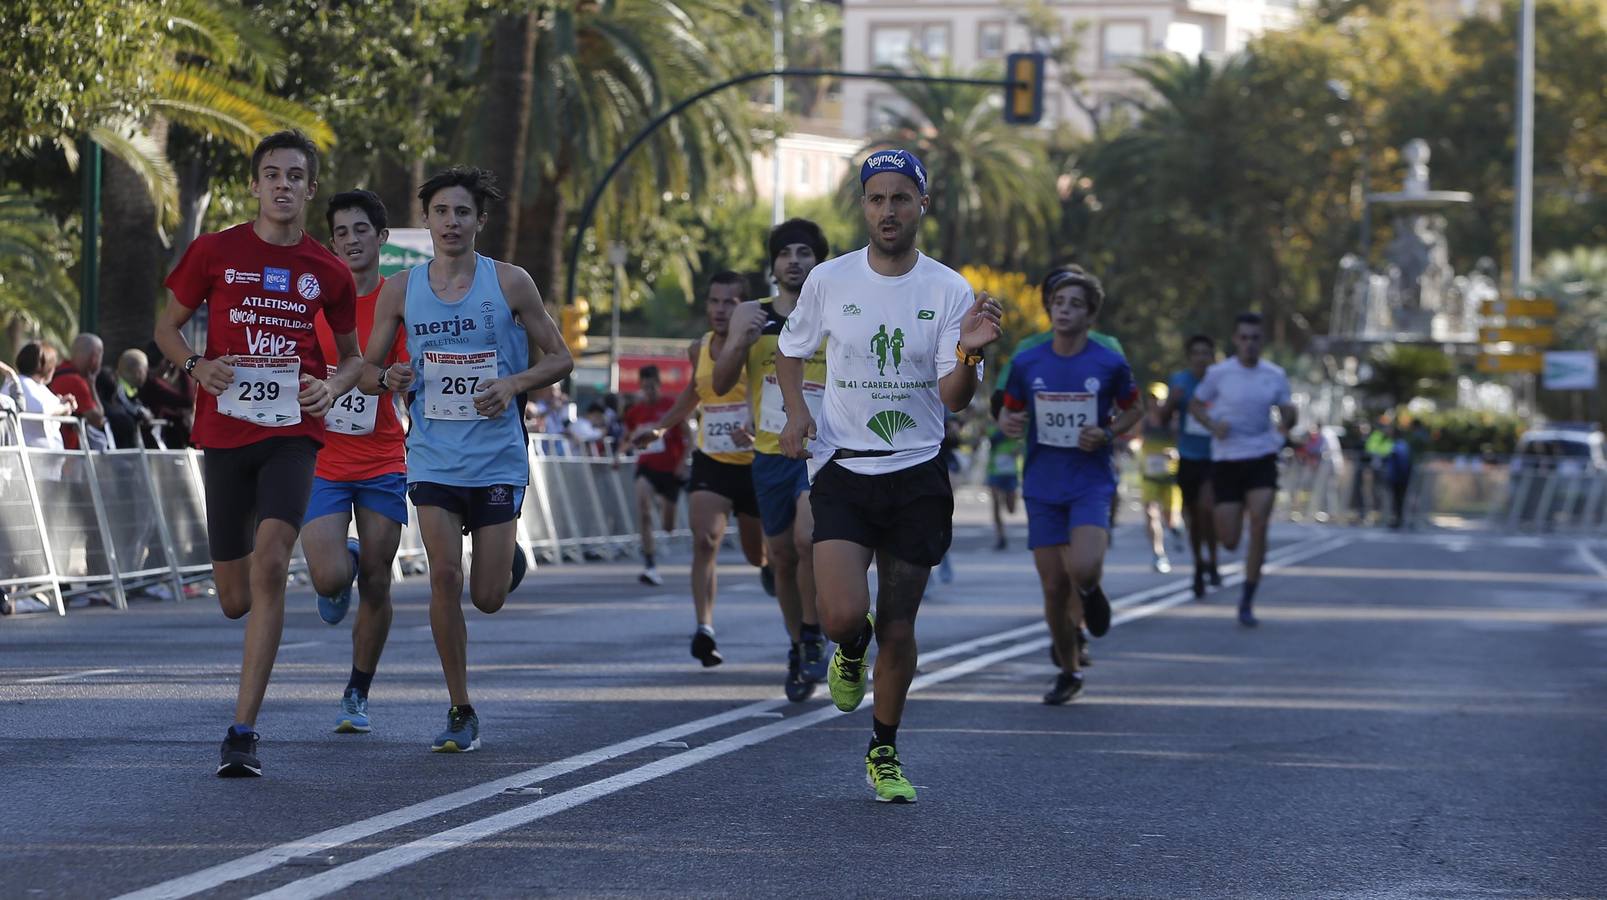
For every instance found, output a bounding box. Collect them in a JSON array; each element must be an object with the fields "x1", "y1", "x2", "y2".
[
  {"x1": 216, "y1": 356, "x2": 301, "y2": 427},
  {"x1": 423, "y1": 350, "x2": 497, "y2": 421}
]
